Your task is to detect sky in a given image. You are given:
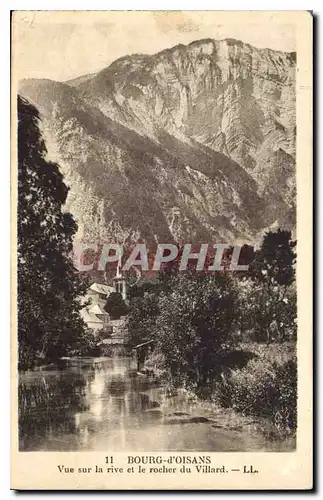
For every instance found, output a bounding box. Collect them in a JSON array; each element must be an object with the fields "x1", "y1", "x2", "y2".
[{"x1": 12, "y1": 11, "x2": 296, "y2": 82}]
